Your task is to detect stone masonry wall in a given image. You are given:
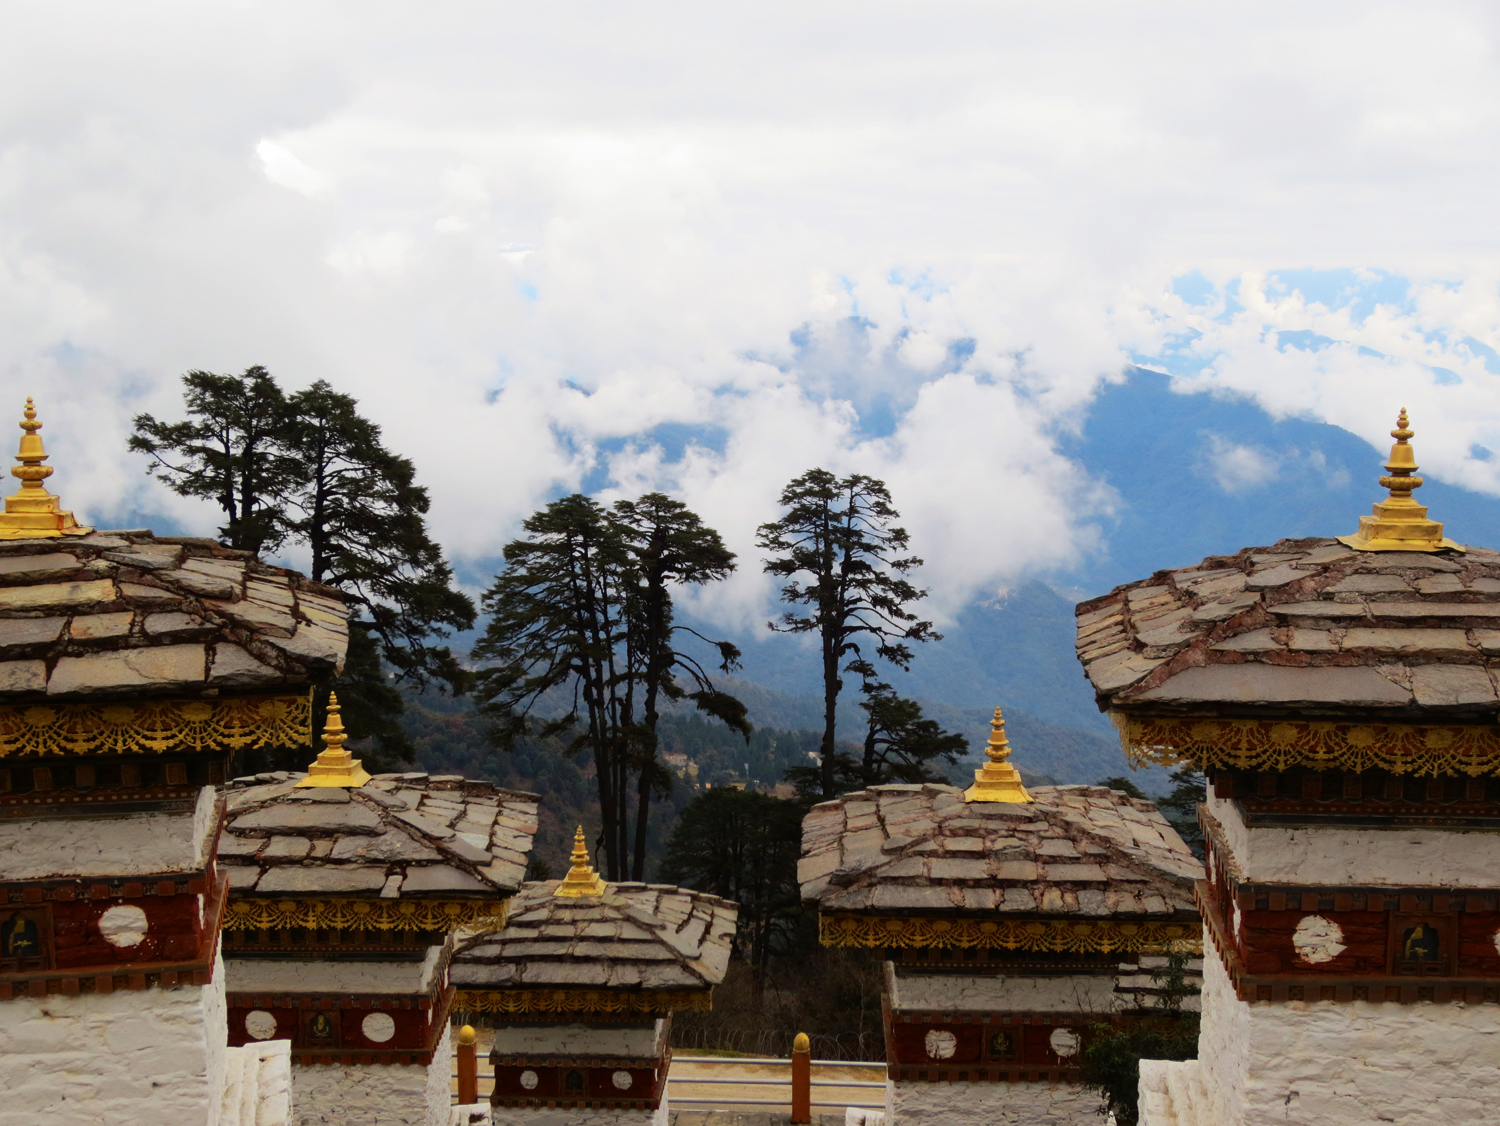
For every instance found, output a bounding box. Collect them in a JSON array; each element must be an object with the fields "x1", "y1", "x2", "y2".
[
  {"x1": 1198, "y1": 939, "x2": 1500, "y2": 1125},
  {"x1": 293, "y1": 1022, "x2": 452, "y2": 1126},
  {"x1": 0, "y1": 953, "x2": 228, "y2": 1126},
  {"x1": 885, "y1": 1078, "x2": 1100, "y2": 1126}
]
